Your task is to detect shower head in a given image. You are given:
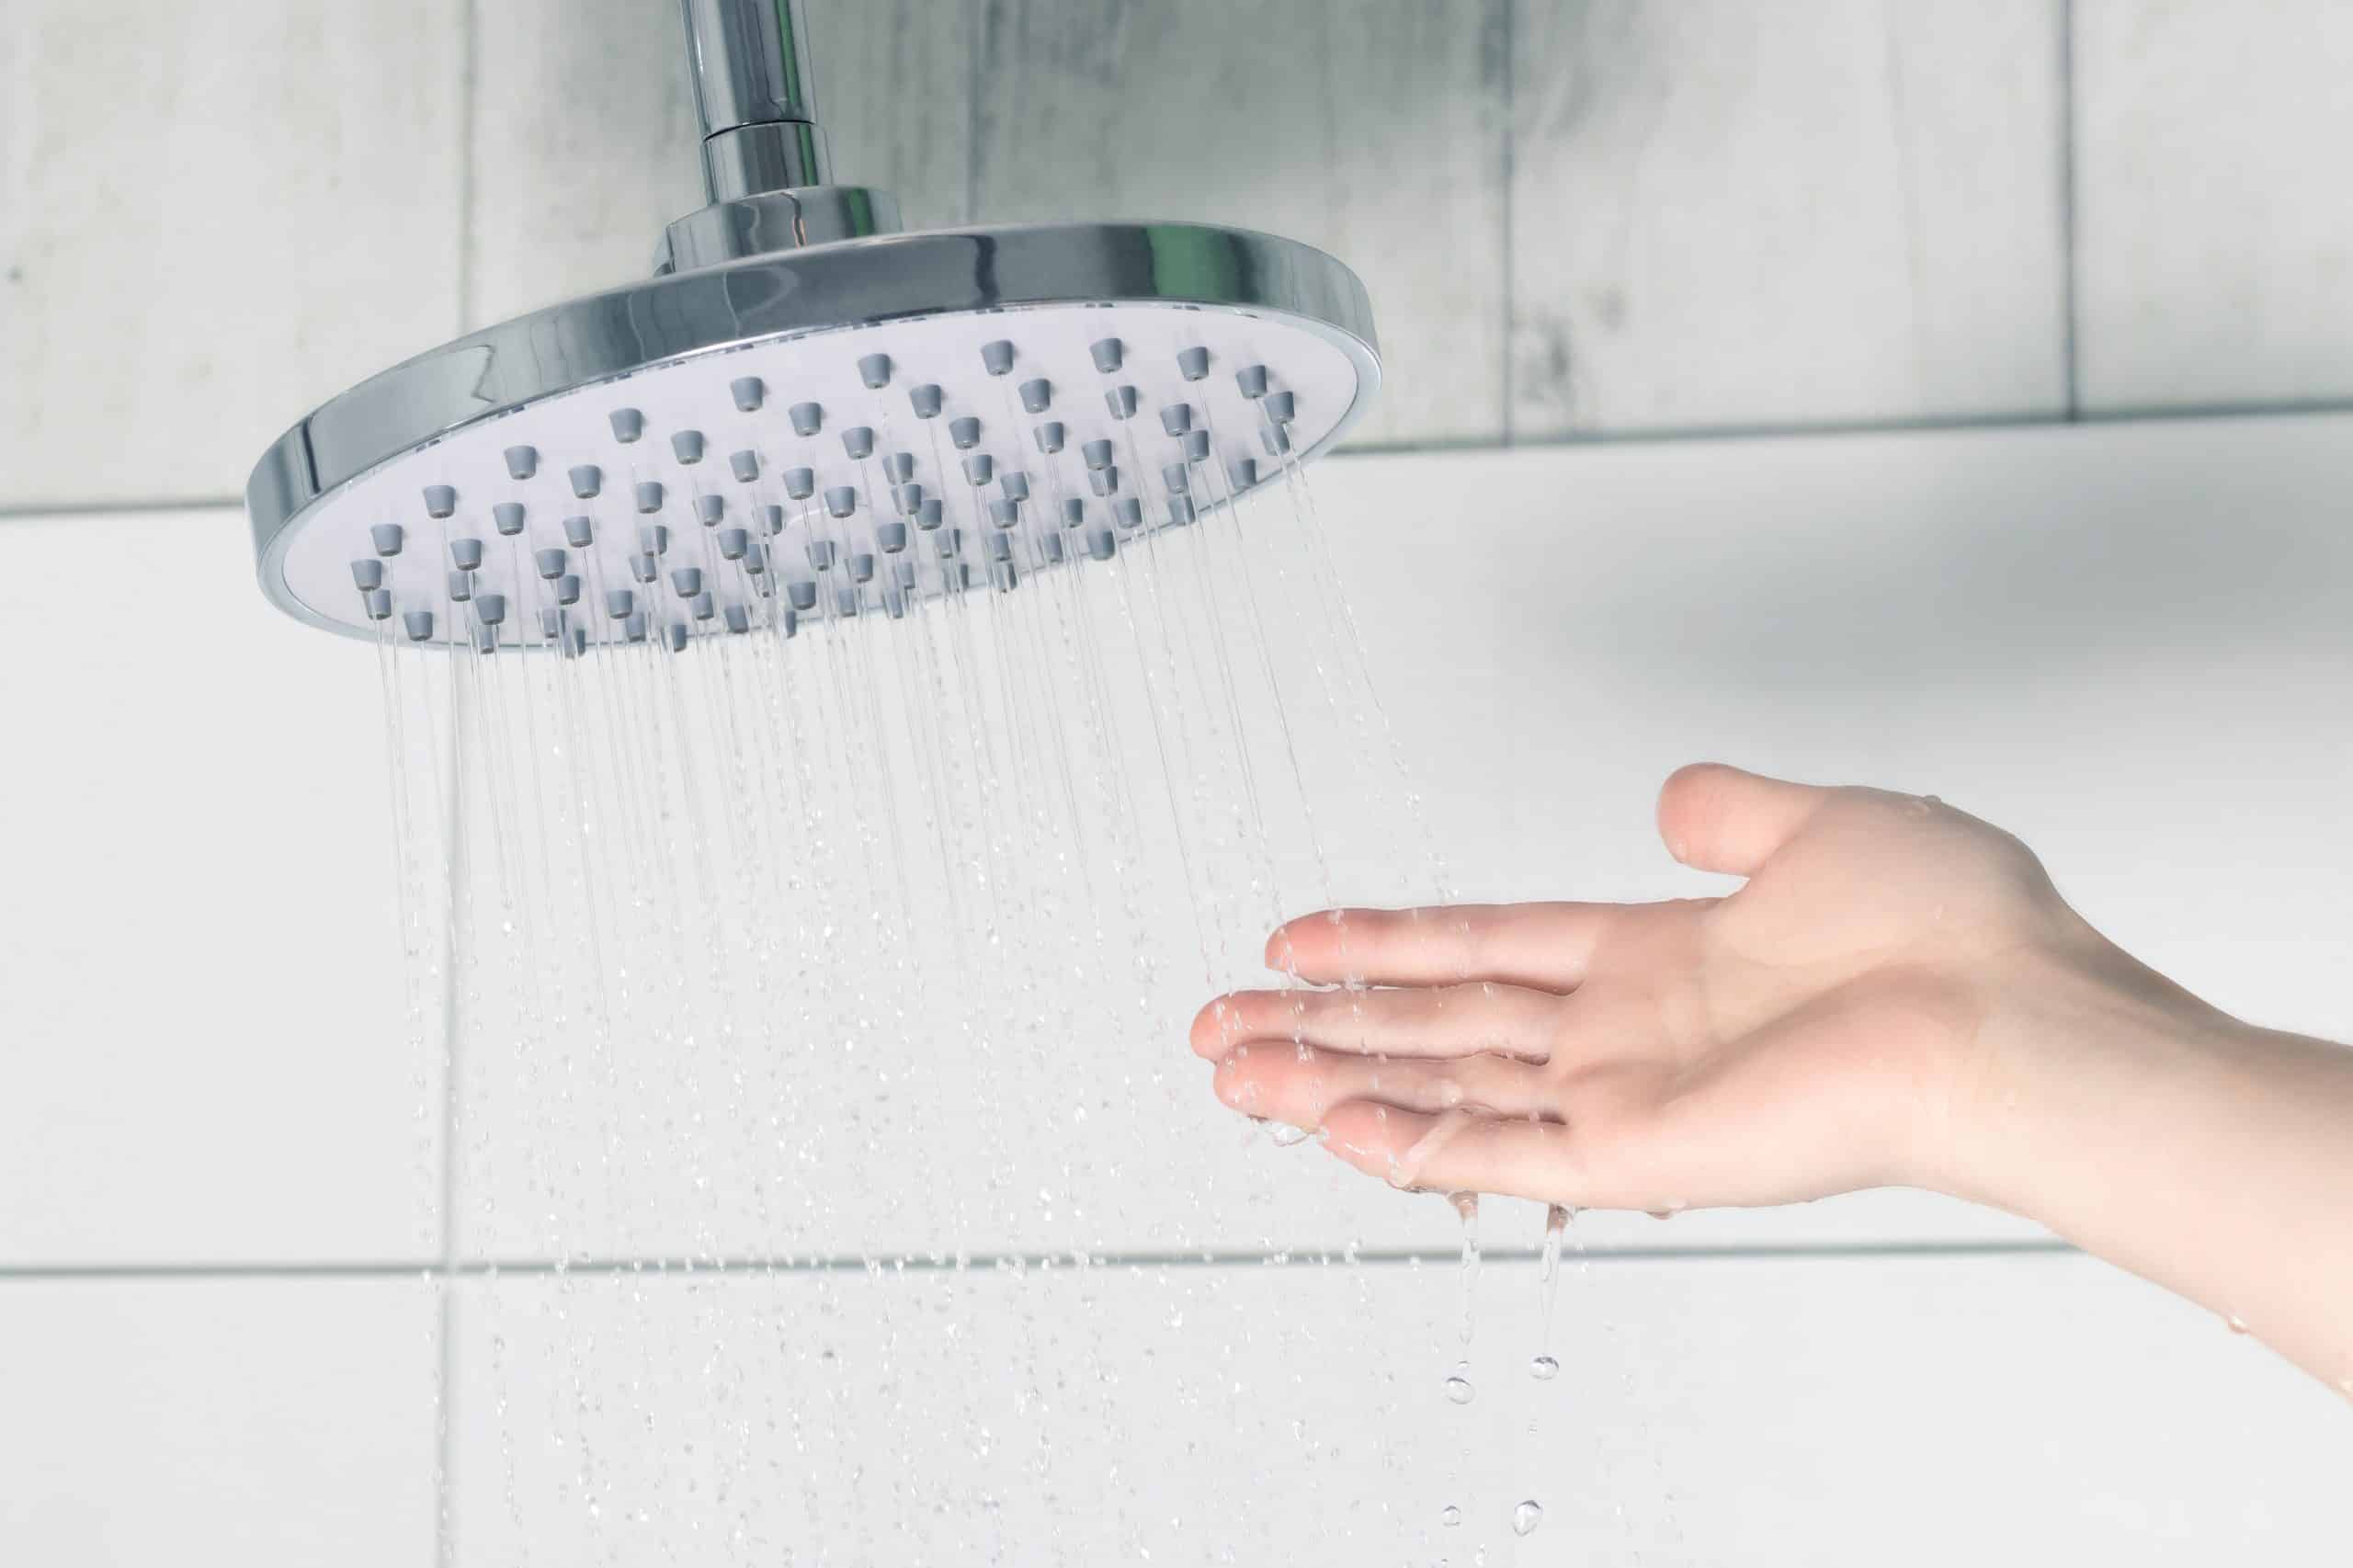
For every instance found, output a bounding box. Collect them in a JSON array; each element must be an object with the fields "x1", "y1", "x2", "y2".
[{"x1": 244, "y1": 0, "x2": 1379, "y2": 648}]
